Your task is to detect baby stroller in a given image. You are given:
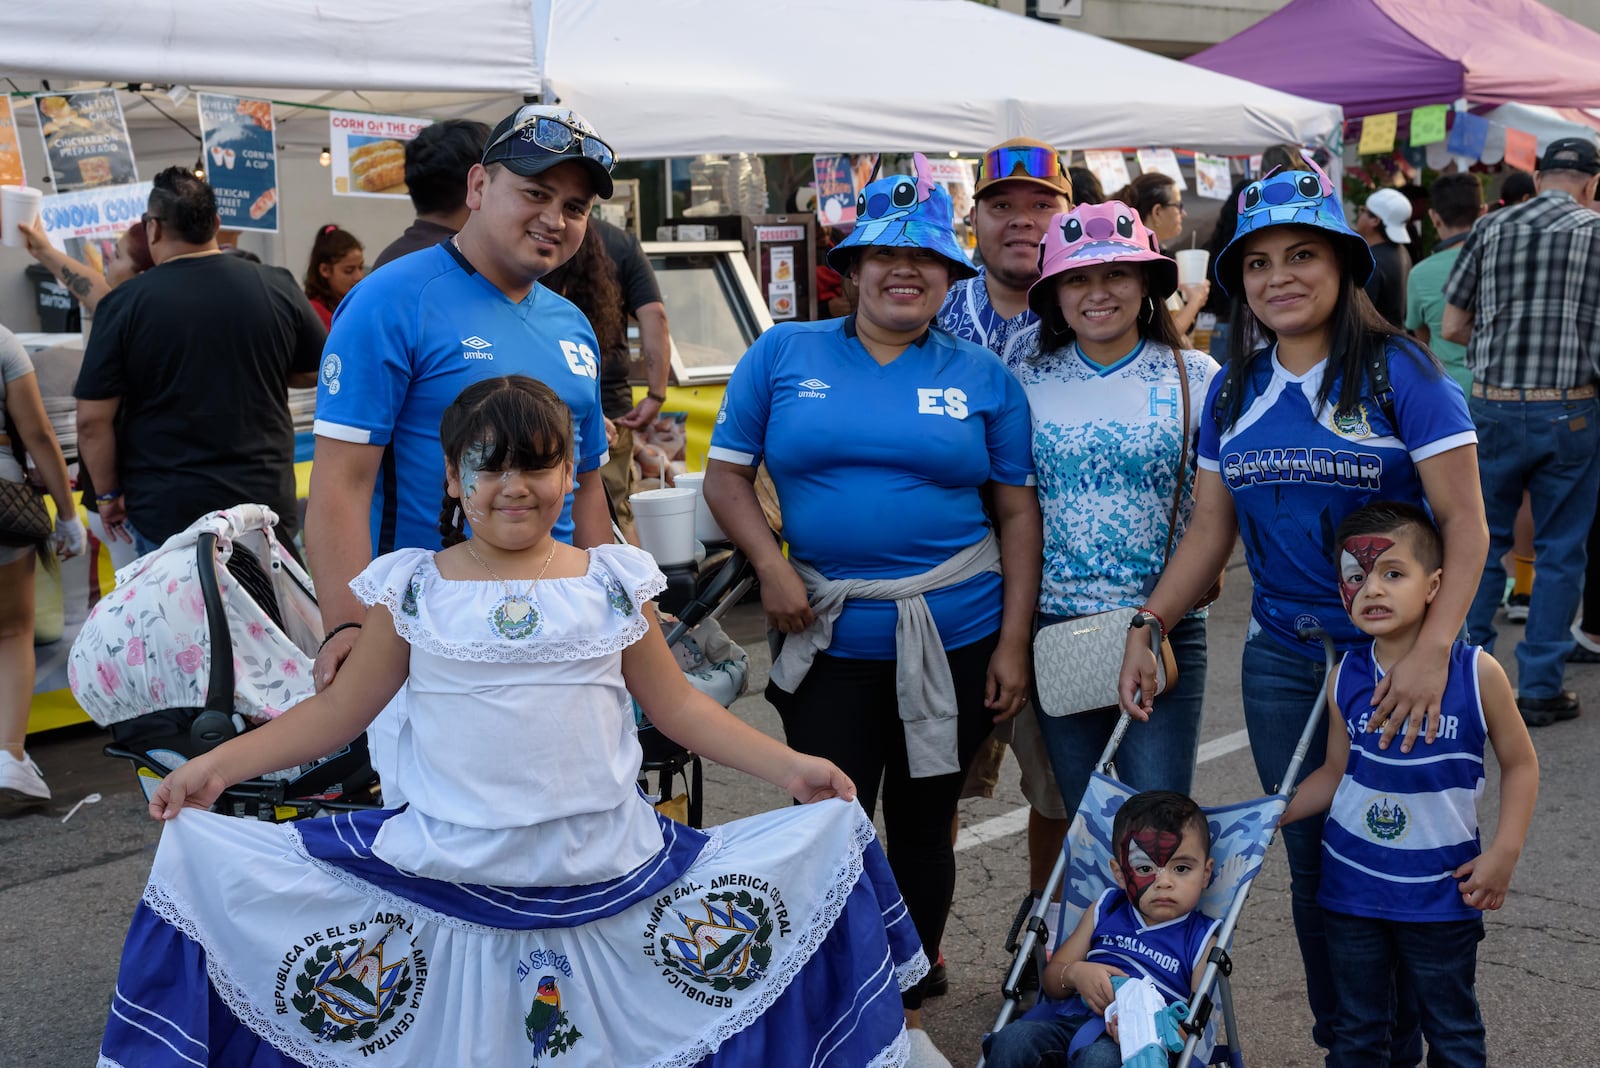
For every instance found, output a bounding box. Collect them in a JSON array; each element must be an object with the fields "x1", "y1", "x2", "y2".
[
  {"x1": 68, "y1": 505, "x2": 379, "y2": 820},
  {"x1": 979, "y1": 628, "x2": 1337, "y2": 1067},
  {"x1": 635, "y1": 544, "x2": 757, "y2": 827}
]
